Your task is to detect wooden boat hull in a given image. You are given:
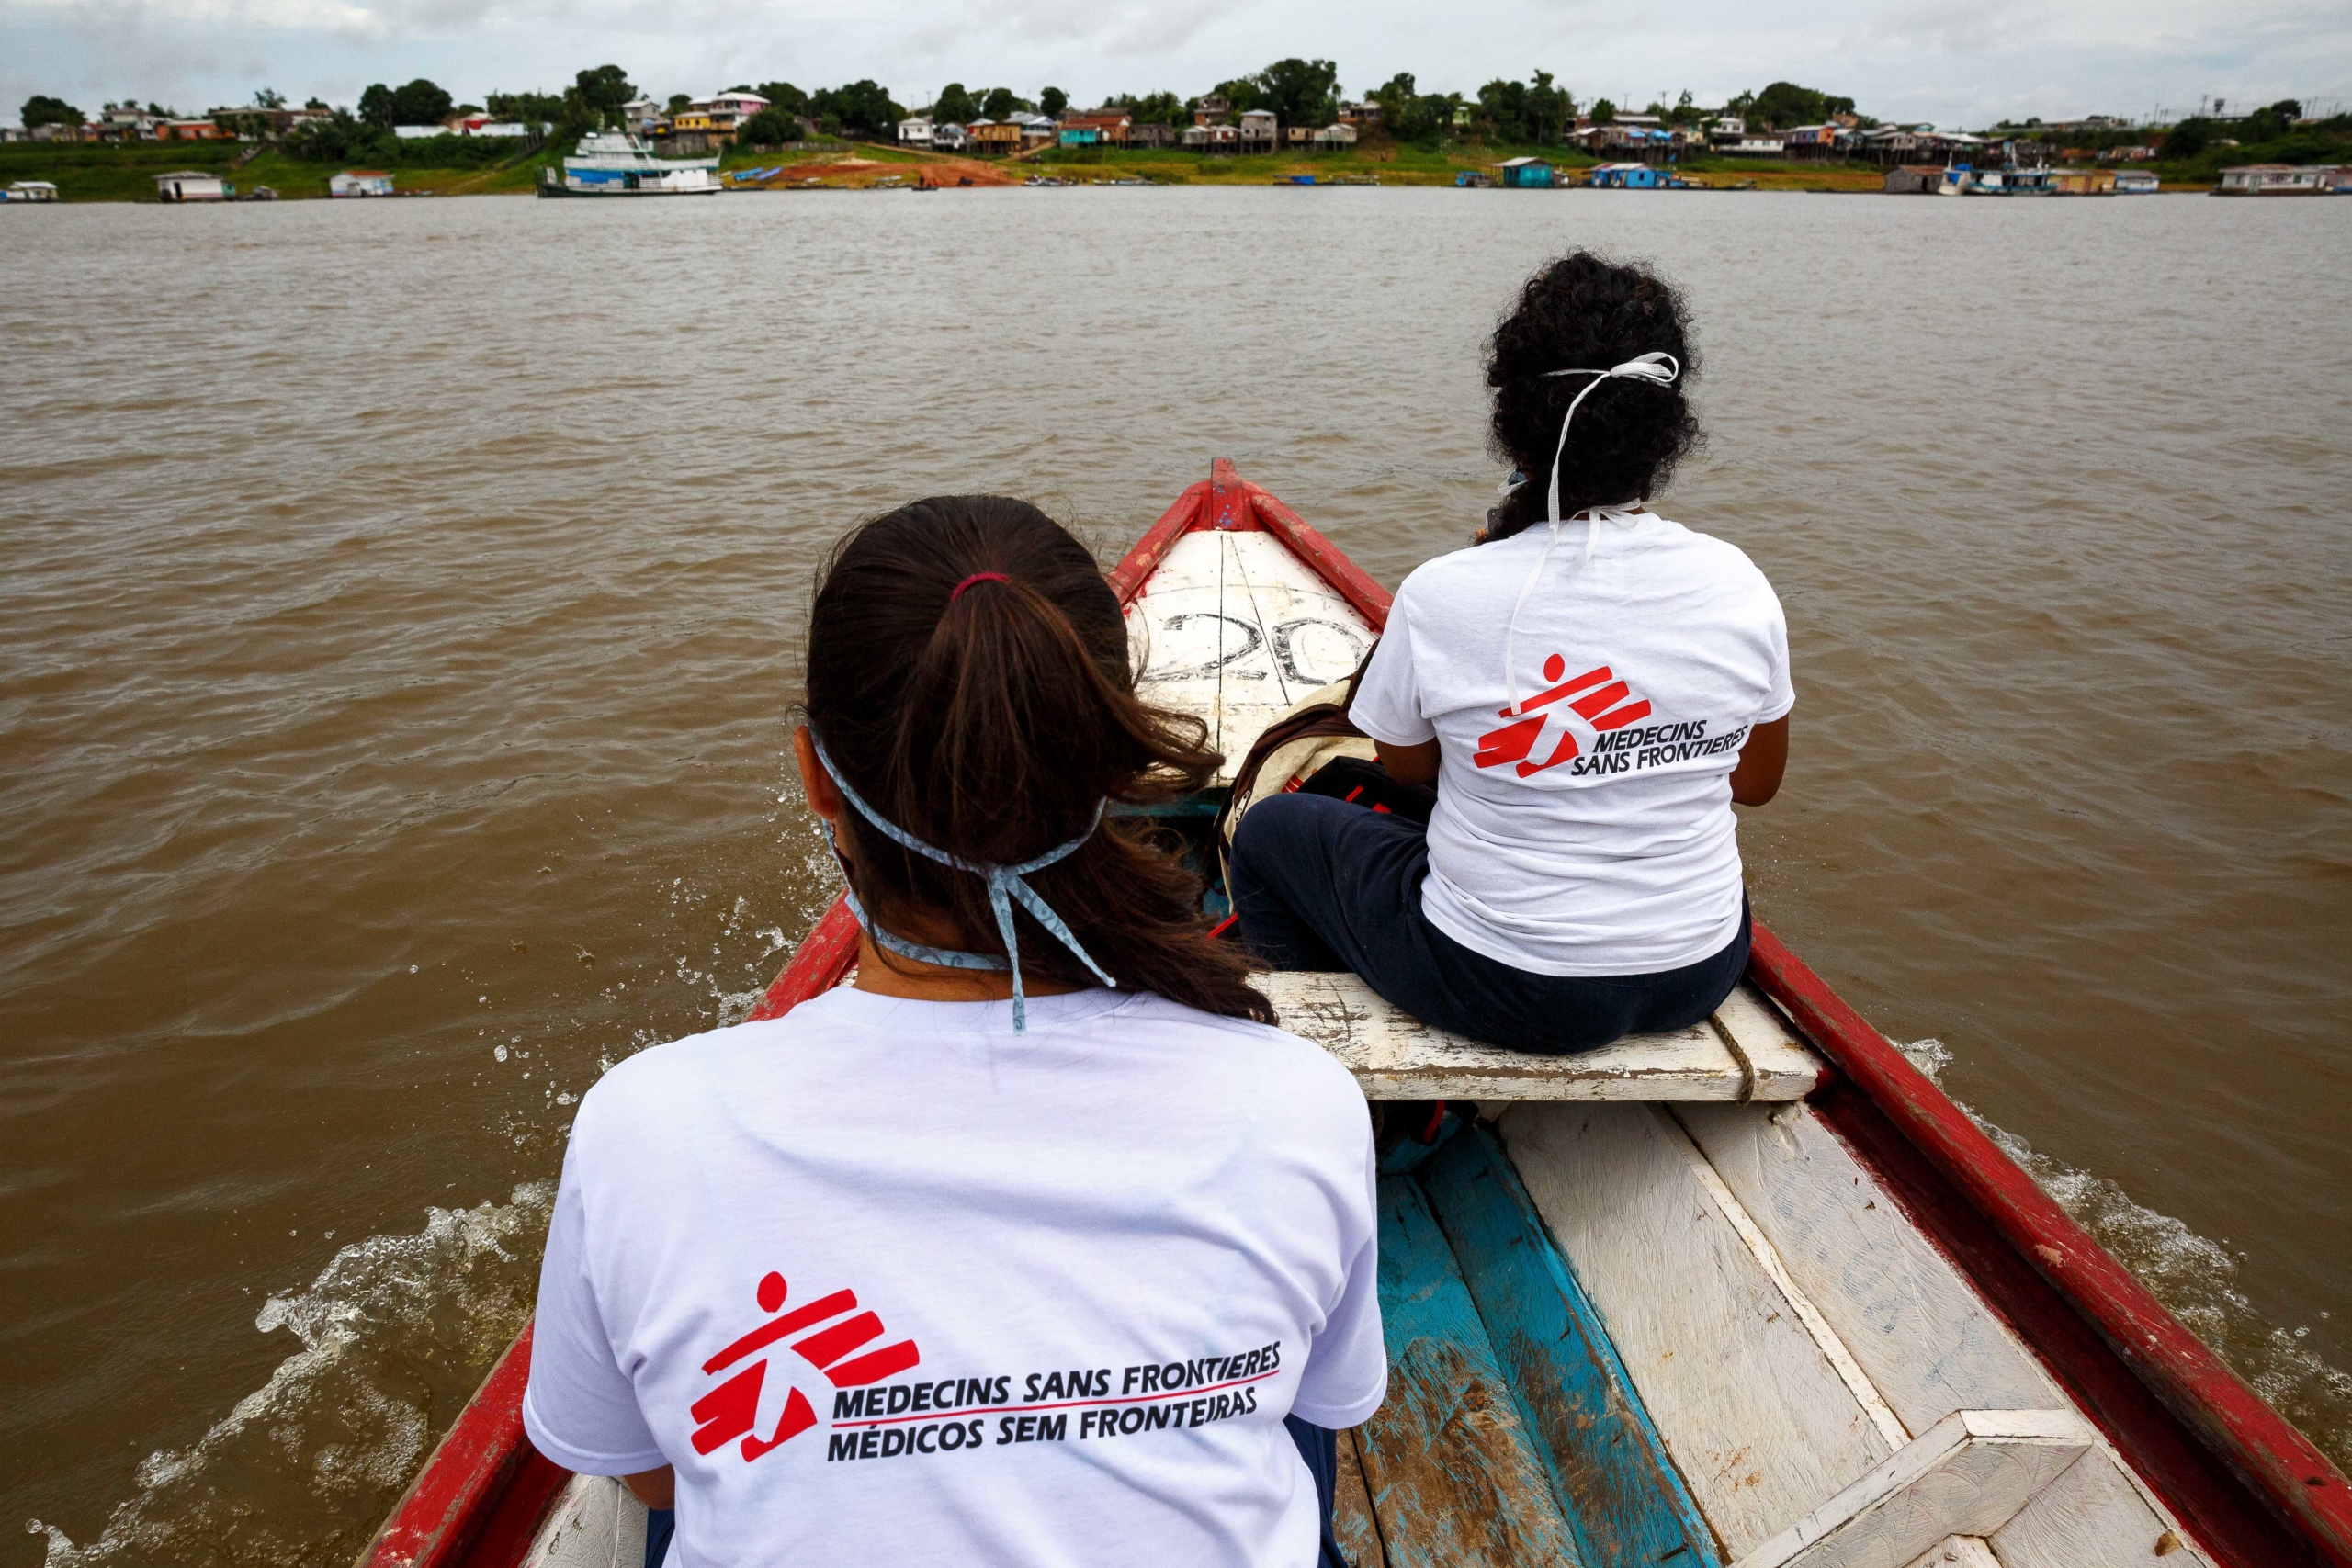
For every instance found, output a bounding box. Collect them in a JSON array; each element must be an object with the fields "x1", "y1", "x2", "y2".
[{"x1": 359, "y1": 460, "x2": 2352, "y2": 1568}]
